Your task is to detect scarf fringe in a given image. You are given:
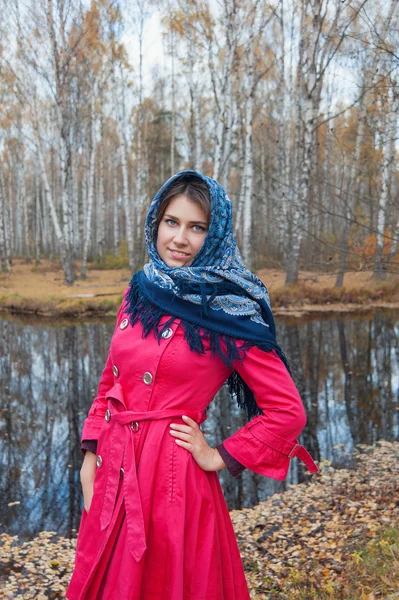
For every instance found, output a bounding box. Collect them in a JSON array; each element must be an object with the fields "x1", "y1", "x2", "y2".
[{"x1": 124, "y1": 275, "x2": 290, "y2": 422}]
